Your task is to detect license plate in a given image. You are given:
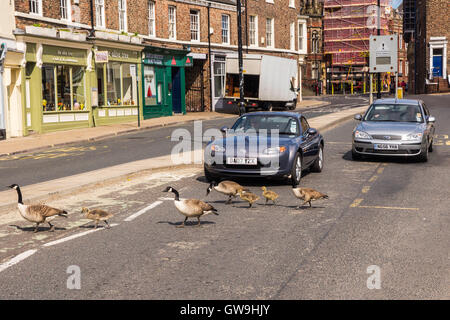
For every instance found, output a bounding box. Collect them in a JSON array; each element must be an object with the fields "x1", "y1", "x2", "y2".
[
  {"x1": 374, "y1": 144, "x2": 399, "y2": 150},
  {"x1": 226, "y1": 157, "x2": 257, "y2": 165}
]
